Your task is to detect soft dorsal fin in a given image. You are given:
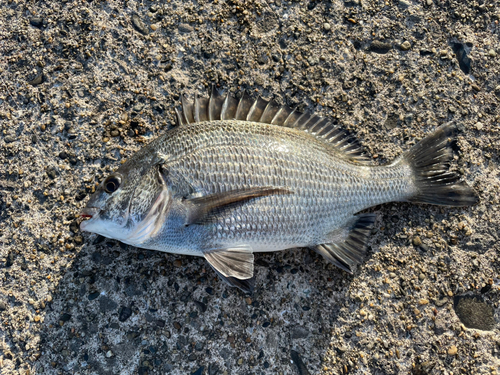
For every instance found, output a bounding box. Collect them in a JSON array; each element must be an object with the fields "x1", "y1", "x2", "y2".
[{"x1": 175, "y1": 86, "x2": 369, "y2": 162}]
